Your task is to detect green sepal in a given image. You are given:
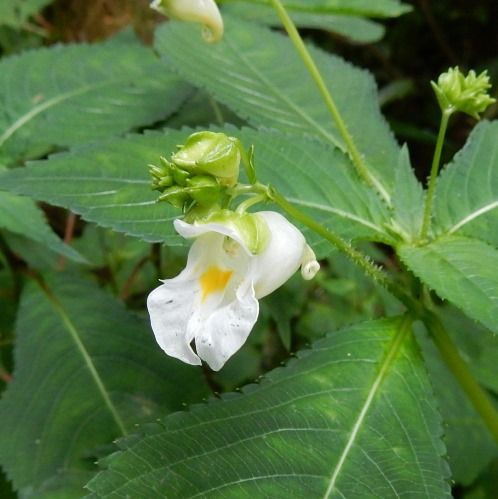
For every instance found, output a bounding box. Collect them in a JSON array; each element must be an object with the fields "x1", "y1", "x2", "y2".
[
  {"x1": 157, "y1": 186, "x2": 190, "y2": 208},
  {"x1": 203, "y1": 209, "x2": 270, "y2": 254},
  {"x1": 241, "y1": 143, "x2": 257, "y2": 184},
  {"x1": 170, "y1": 164, "x2": 191, "y2": 187}
]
